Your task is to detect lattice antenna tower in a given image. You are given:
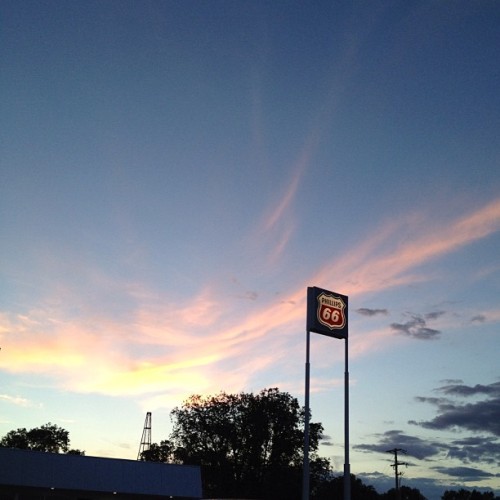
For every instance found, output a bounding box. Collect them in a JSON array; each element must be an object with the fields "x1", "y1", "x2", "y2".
[{"x1": 137, "y1": 412, "x2": 152, "y2": 460}]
